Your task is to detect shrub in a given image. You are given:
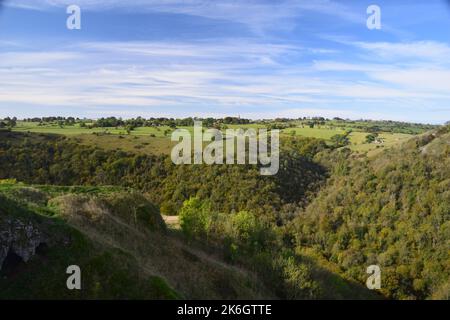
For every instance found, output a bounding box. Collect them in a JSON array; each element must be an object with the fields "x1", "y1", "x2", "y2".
[{"x1": 179, "y1": 197, "x2": 211, "y2": 240}]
